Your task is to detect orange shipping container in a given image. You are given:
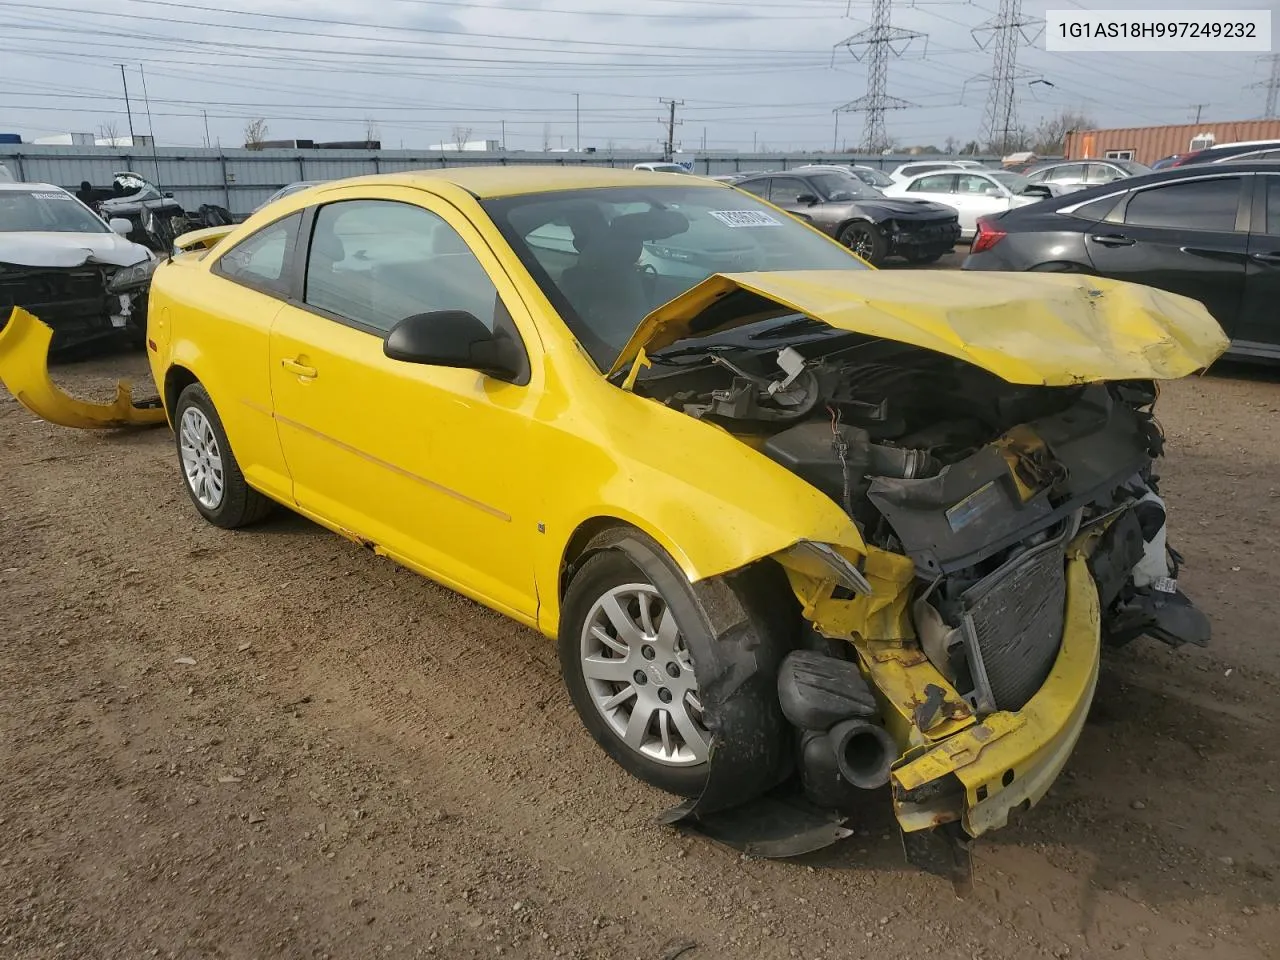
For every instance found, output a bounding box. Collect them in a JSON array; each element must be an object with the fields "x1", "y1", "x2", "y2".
[{"x1": 1064, "y1": 120, "x2": 1280, "y2": 165}]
